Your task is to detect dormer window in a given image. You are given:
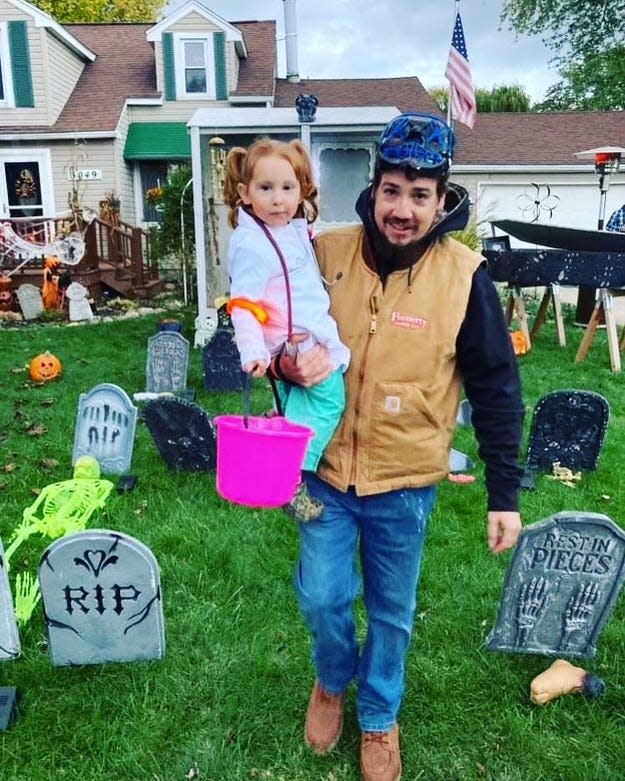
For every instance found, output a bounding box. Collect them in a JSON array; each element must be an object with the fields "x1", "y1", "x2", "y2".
[
  {"x1": 175, "y1": 33, "x2": 216, "y2": 99},
  {"x1": 161, "y1": 30, "x2": 227, "y2": 102}
]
